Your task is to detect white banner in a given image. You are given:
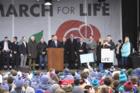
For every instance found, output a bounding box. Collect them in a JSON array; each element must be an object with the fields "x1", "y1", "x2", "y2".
[
  {"x1": 80, "y1": 53, "x2": 94, "y2": 63},
  {"x1": 101, "y1": 49, "x2": 114, "y2": 63},
  {"x1": 0, "y1": 0, "x2": 122, "y2": 43}
]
